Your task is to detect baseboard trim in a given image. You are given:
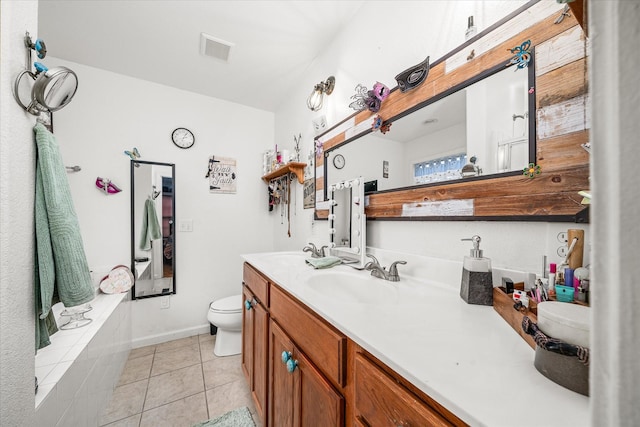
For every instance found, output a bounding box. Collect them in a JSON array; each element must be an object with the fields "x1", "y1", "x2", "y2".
[{"x1": 132, "y1": 323, "x2": 211, "y2": 349}]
